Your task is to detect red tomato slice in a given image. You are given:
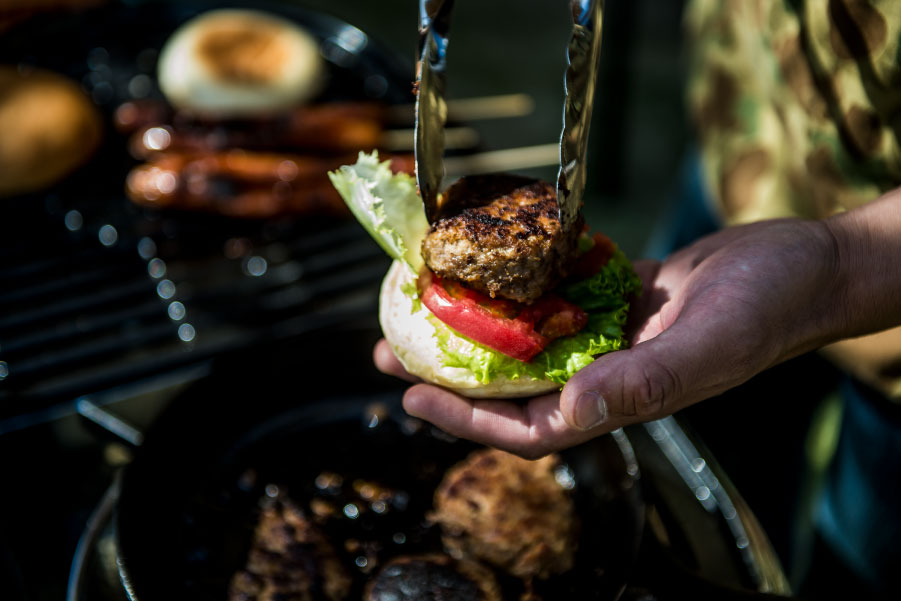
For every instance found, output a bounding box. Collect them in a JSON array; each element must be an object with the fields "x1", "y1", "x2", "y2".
[
  {"x1": 571, "y1": 232, "x2": 616, "y2": 279},
  {"x1": 520, "y1": 295, "x2": 588, "y2": 339},
  {"x1": 420, "y1": 271, "x2": 587, "y2": 362}
]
